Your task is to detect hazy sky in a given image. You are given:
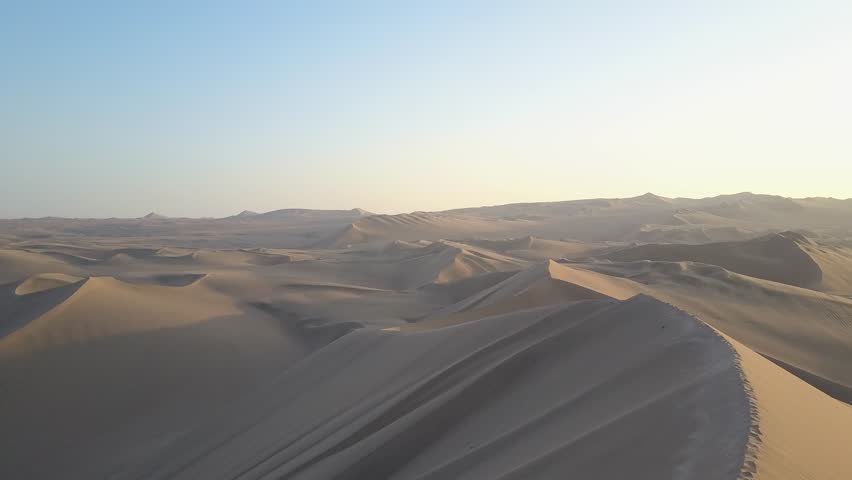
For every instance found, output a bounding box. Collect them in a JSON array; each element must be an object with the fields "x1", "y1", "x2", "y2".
[{"x1": 2, "y1": 1, "x2": 851, "y2": 218}]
